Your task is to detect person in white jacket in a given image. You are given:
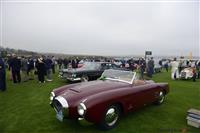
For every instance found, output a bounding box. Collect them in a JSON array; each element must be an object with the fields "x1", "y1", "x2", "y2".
[{"x1": 171, "y1": 58, "x2": 180, "y2": 80}]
